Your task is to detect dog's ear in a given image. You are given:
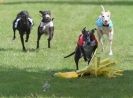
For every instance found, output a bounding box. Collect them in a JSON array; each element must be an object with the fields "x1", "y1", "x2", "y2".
[
  {"x1": 91, "y1": 28, "x2": 97, "y2": 34},
  {"x1": 39, "y1": 11, "x2": 44, "y2": 15},
  {"x1": 107, "y1": 10, "x2": 111, "y2": 16},
  {"x1": 47, "y1": 10, "x2": 51, "y2": 15},
  {"x1": 101, "y1": 11, "x2": 104, "y2": 16},
  {"x1": 82, "y1": 27, "x2": 86, "y2": 34},
  {"x1": 83, "y1": 27, "x2": 86, "y2": 30},
  {"x1": 101, "y1": 5, "x2": 105, "y2": 12},
  {"x1": 52, "y1": 18, "x2": 54, "y2": 21}
]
